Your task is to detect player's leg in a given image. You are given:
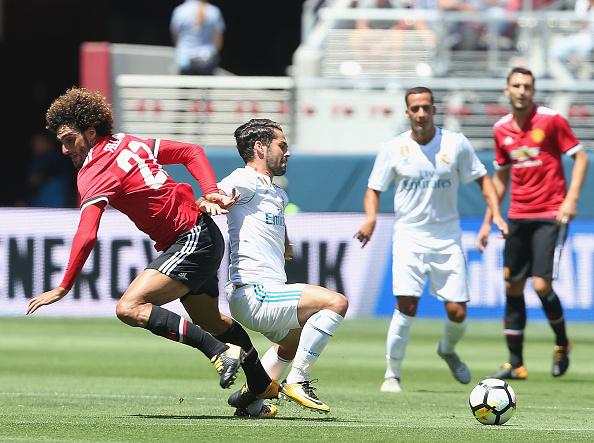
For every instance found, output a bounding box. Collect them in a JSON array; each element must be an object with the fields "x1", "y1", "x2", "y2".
[
  {"x1": 382, "y1": 249, "x2": 425, "y2": 392},
  {"x1": 226, "y1": 282, "x2": 344, "y2": 412},
  {"x1": 286, "y1": 284, "x2": 347, "y2": 382},
  {"x1": 279, "y1": 284, "x2": 347, "y2": 413},
  {"x1": 381, "y1": 296, "x2": 418, "y2": 393},
  {"x1": 429, "y1": 251, "x2": 471, "y2": 384},
  {"x1": 181, "y1": 292, "x2": 277, "y2": 397},
  {"x1": 492, "y1": 220, "x2": 530, "y2": 379},
  {"x1": 117, "y1": 217, "x2": 244, "y2": 388},
  {"x1": 116, "y1": 269, "x2": 242, "y2": 388},
  {"x1": 531, "y1": 221, "x2": 571, "y2": 377}
]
